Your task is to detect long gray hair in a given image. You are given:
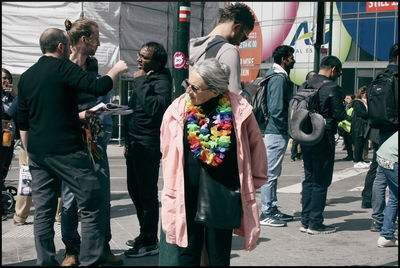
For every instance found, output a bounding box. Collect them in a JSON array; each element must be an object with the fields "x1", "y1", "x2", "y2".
[{"x1": 193, "y1": 58, "x2": 230, "y2": 95}]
